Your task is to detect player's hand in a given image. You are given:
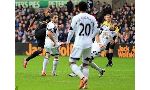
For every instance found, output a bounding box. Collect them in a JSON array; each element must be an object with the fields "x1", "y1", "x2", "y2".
[
  {"x1": 115, "y1": 39, "x2": 118, "y2": 44},
  {"x1": 58, "y1": 42, "x2": 65, "y2": 46},
  {"x1": 110, "y1": 40, "x2": 115, "y2": 45},
  {"x1": 99, "y1": 44, "x2": 104, "y2": 48},
  {"x1": 66, "y1": 42, "x2": 70, "y2": 45},
  {"x1": 99, "y1": 44, "x2": 106, "y2": 49},
  {"x1": 66, "y1": 41, "x2": 70, "y2": 46}
]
